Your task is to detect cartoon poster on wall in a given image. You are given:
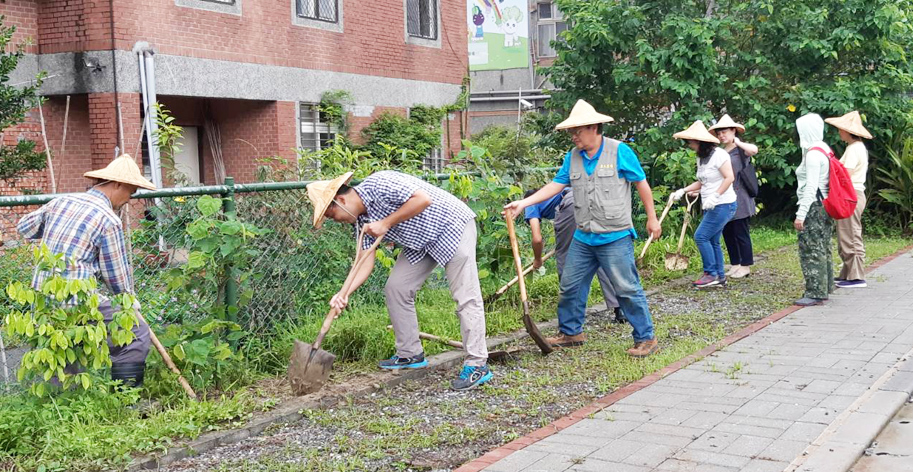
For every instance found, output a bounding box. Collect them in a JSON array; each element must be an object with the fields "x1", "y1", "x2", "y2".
[{"x1": 468, "y1": 0, "x2": 529, "y2": 71}]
